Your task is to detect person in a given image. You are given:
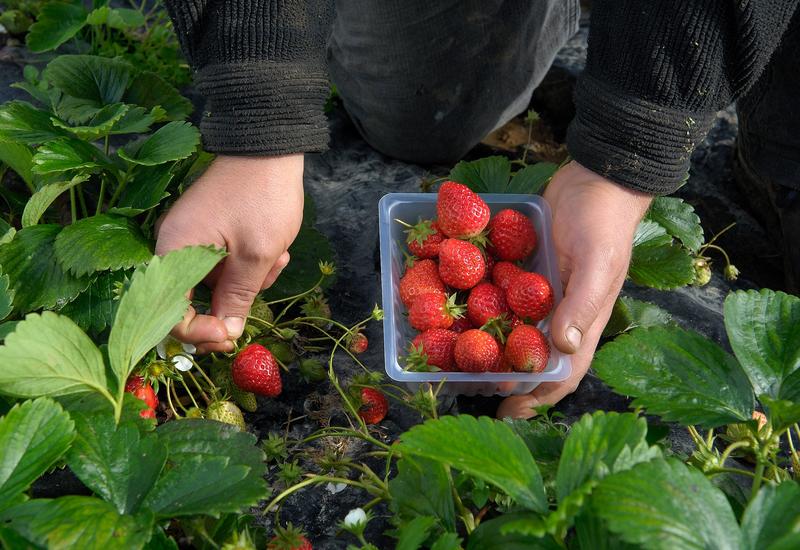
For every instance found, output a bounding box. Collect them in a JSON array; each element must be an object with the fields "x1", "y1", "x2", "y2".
[{"x1": 157, "y1": 1, "x2": 800, "y2": 418}]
